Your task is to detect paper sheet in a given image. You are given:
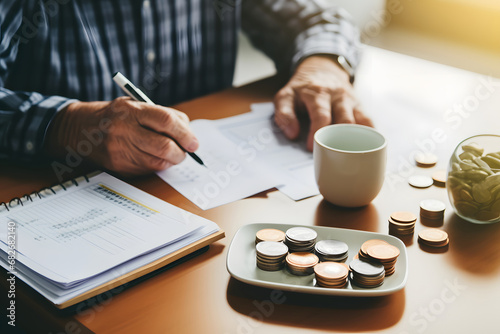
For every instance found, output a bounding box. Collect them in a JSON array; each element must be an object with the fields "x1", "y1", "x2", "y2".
[
  {"x1": 157, "y1": 120, "x2": 281, "y2": 210},
  {"x1": 0, "y1": 173, "x2": 209, "y2": 285},
  {"x1": 215, "y1": 103, "x2": 318, "y2": 200},
  {"x1": 157, "y1": 103, "x2": 318, "y2": 209}
]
